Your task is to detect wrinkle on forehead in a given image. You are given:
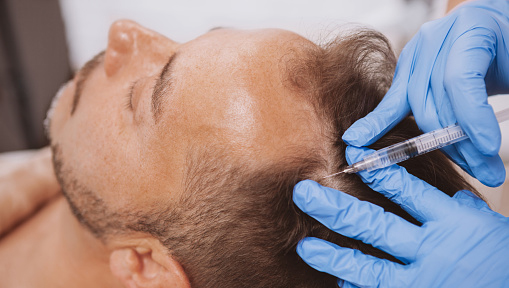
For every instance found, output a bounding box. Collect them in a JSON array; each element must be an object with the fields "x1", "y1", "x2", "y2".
[{"x1": 155, "y1": 28, "x2": 323, "y2": 167}]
